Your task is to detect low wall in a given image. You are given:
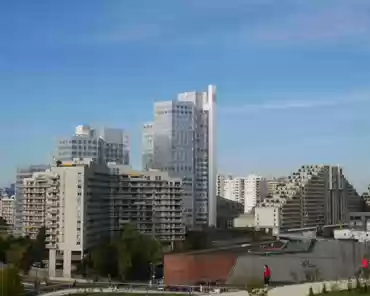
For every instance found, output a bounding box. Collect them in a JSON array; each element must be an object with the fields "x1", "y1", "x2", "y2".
[
  {"x1": 268, "y1": 279, "x2": 359, "y2": 296},
  {"x1": 39, "y1": 287, "x2": 231, "y2": 296},
  {"x1": 47, "y1": 277, "x2": 92, "y2": 283},
  {"x1": 229, "y1": 240, "x2": 366, "y2": 284},
  {"x1": 28, "y1": 267, "x2": 49, "y2": 279}
]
